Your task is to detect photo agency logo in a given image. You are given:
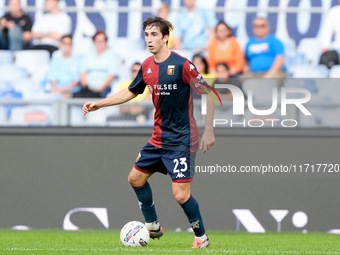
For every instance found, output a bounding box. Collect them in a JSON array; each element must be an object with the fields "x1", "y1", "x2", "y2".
[{"x1": 200, "y1": 83, "x2": 312, "y2": 128}]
